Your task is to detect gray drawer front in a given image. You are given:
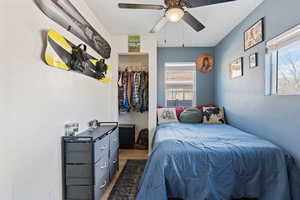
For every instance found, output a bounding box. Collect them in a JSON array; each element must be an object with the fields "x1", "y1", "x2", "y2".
[
  {"x1": 94, "y1": 159, "x2": 109, "y2": 186},
  {"x1": 109, "y1": 150, "x2": 119, "y2": 180},
  {"x1": 110, "y1": 129, "x2": 119, "y2": 151},
  {"x1": 66, "y1": 185, "x2": 92, "y2": 199},
  {"x1": 65, "y1": 143, "x2": 92, "y2": 164},
  {"x1": 94, "y1": 175, "x2": 109, "y2": 200},
  {"x1": 109, "y1": 148, "x2": 118, "y2": 164},
  {"x1": 110, "y1": 162, "x2": 118, "y2": 181},
  {"x1": 94, "y1": 136, "x2": 109, "y2": 163},
  {"x1": 66, "y1": 165, "x2": 92, "y2": 185}
]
